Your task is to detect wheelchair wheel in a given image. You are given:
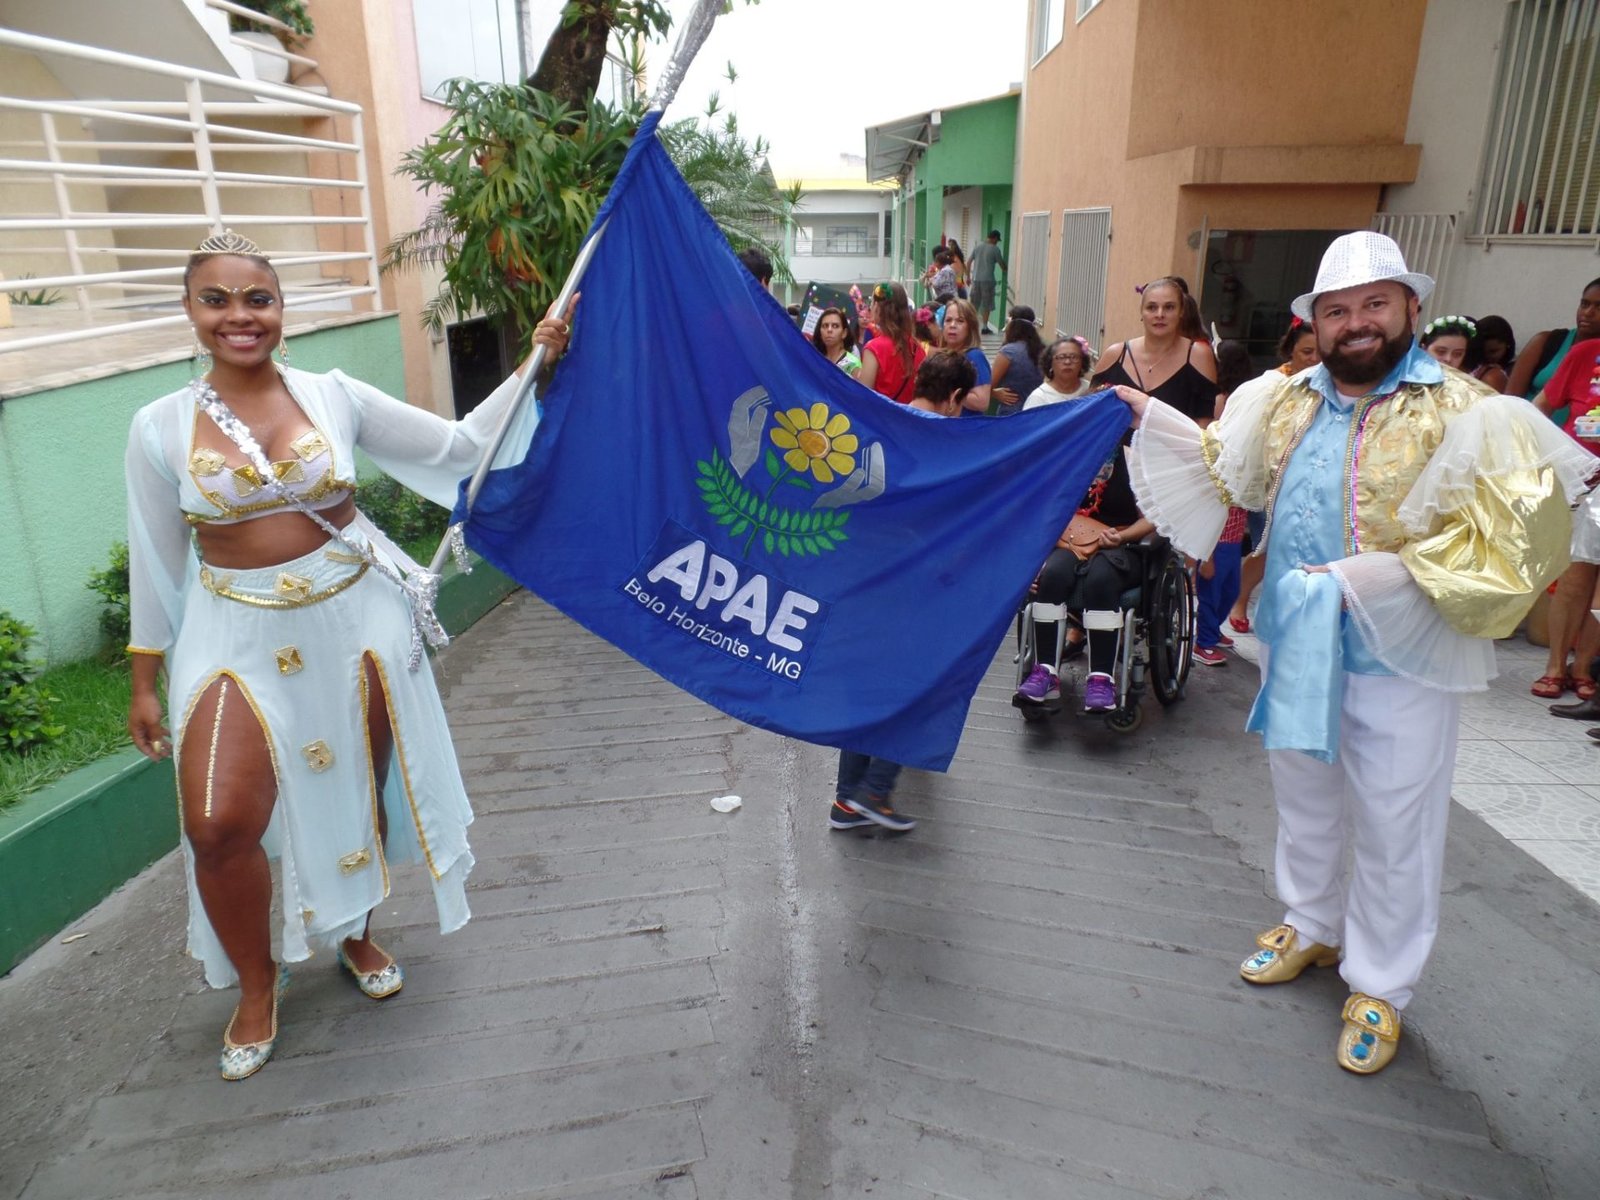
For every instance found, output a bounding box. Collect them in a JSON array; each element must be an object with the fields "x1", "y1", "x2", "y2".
[
  {"x1": 1149, "y1": 554, "x2": 1196, "y2": 707},
  {"x1": 1105, "y1": 704, "x2": 1144, "y2": 734}
]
